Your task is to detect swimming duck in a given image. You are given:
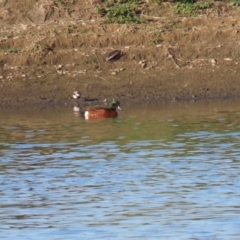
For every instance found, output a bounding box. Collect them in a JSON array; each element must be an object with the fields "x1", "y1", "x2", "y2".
[
  {"x1": 83, "y1": 99, "x2": 122, "y2": 119},
  {"x1": 72, "y1": 91, "x2": 106, "y2": 103},
  {"x1": 72, "y1": 91, "x2": 81, "y2": 99}
]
